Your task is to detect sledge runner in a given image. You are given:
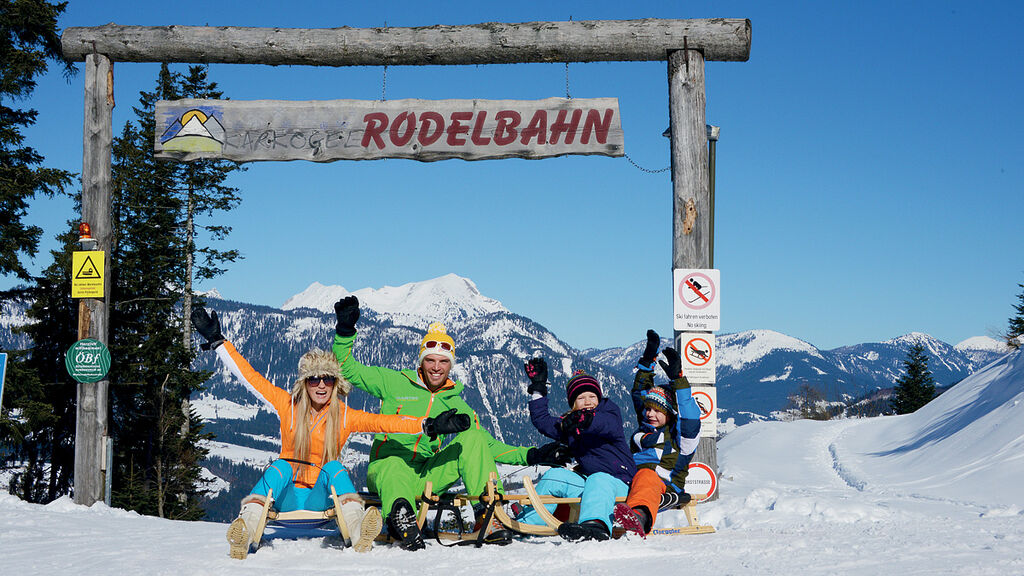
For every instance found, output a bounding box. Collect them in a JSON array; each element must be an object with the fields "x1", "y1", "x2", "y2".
[
  {"x1": 614, "y1": 330, "x2": 702, "y2": 537},
  {"x1": 331, "y1": 296, "x2": 558, "y2": 550},
  {"x1": 191, "y1": 307, "x2": 468, "y2": 558},
  {"x1": 517, "y1": 360, "x2": 637, "y2": 542}
]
